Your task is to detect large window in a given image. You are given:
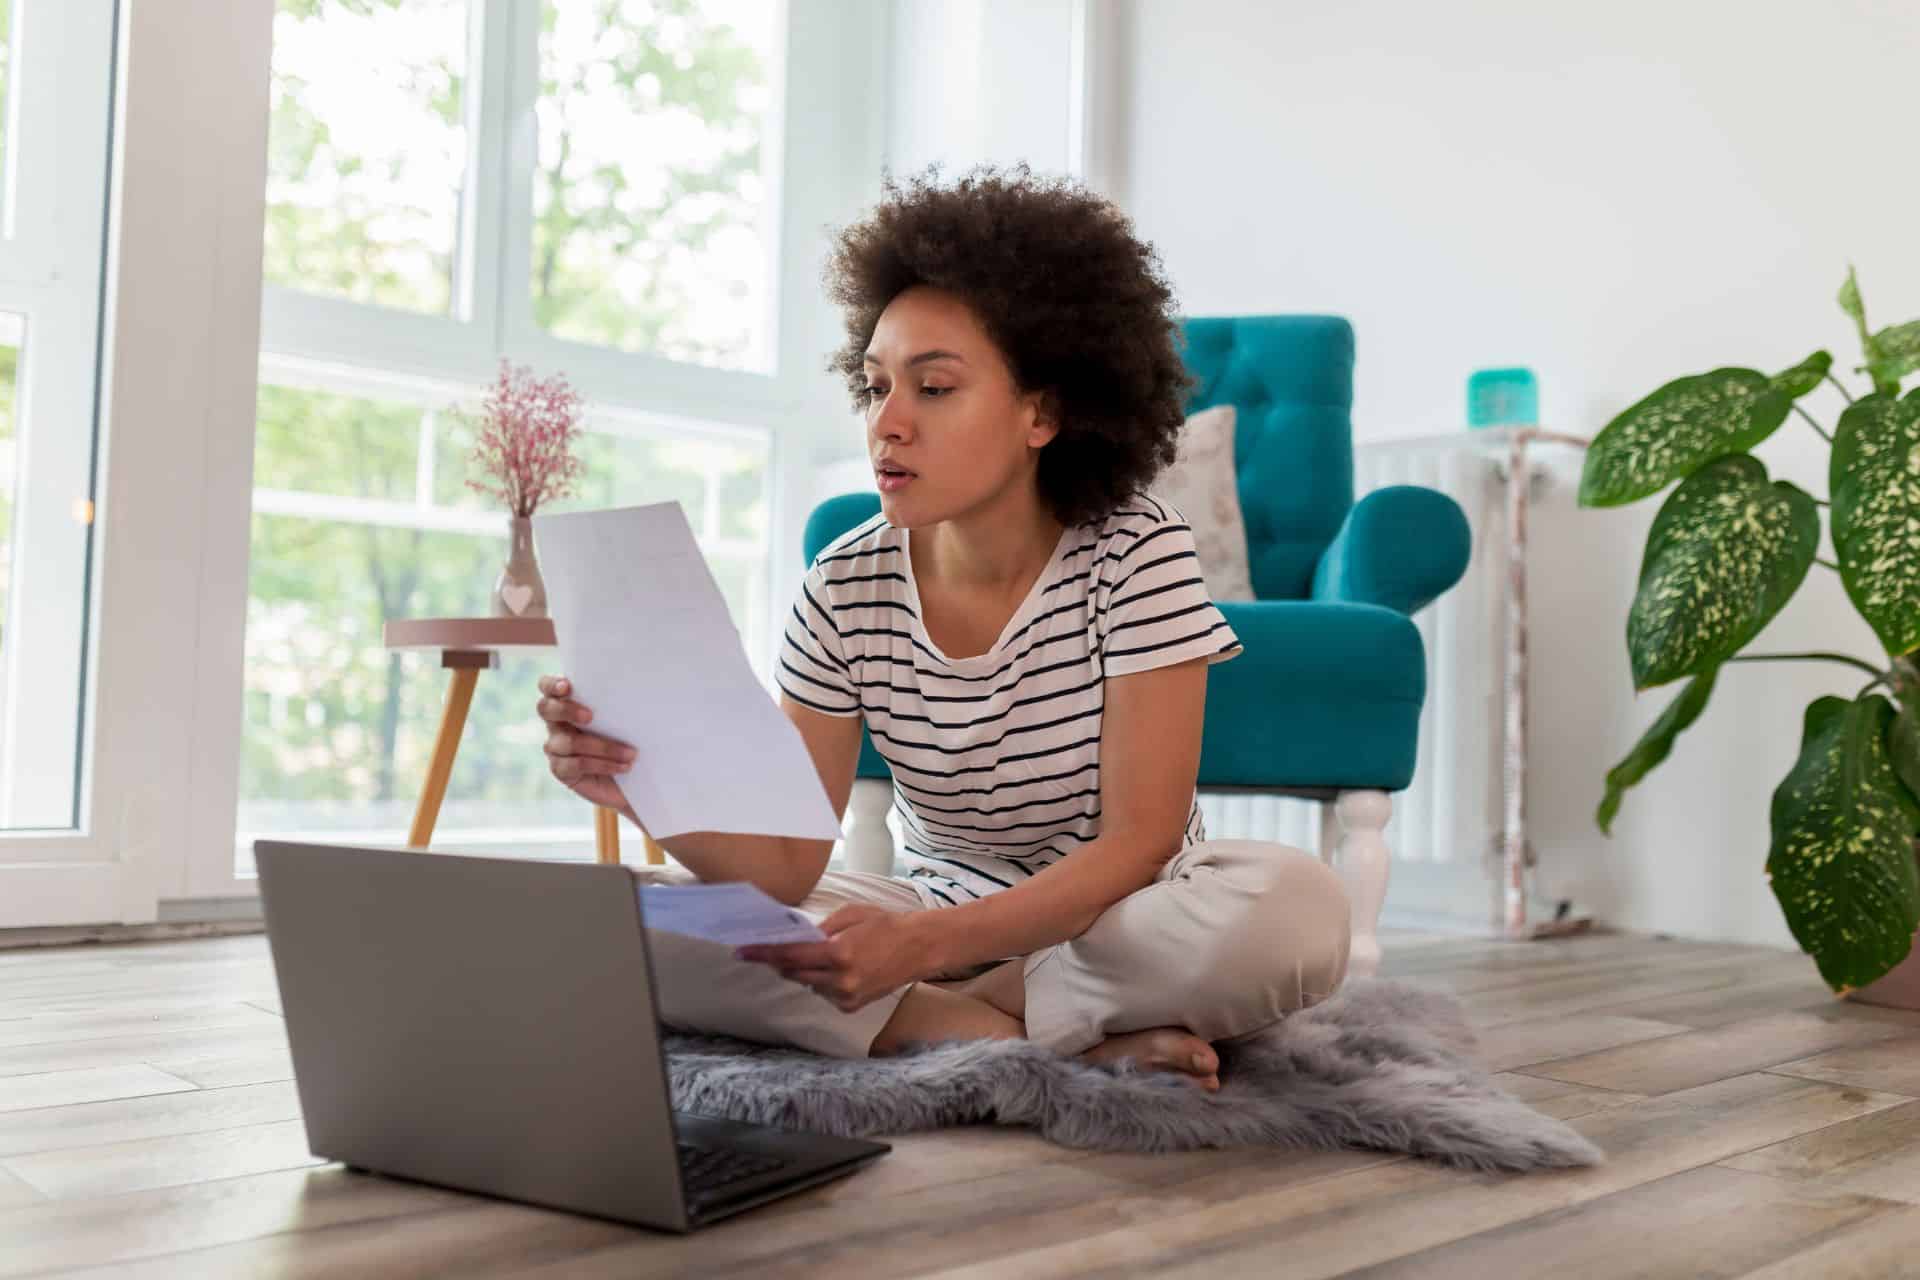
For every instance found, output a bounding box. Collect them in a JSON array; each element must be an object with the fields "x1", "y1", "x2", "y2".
[
  {"x1": 239, "y1": 0, "x2": 795, "y2": 871},
  {"x1": 0, "y1": 1, "x2": 115, "y2": 834}
]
